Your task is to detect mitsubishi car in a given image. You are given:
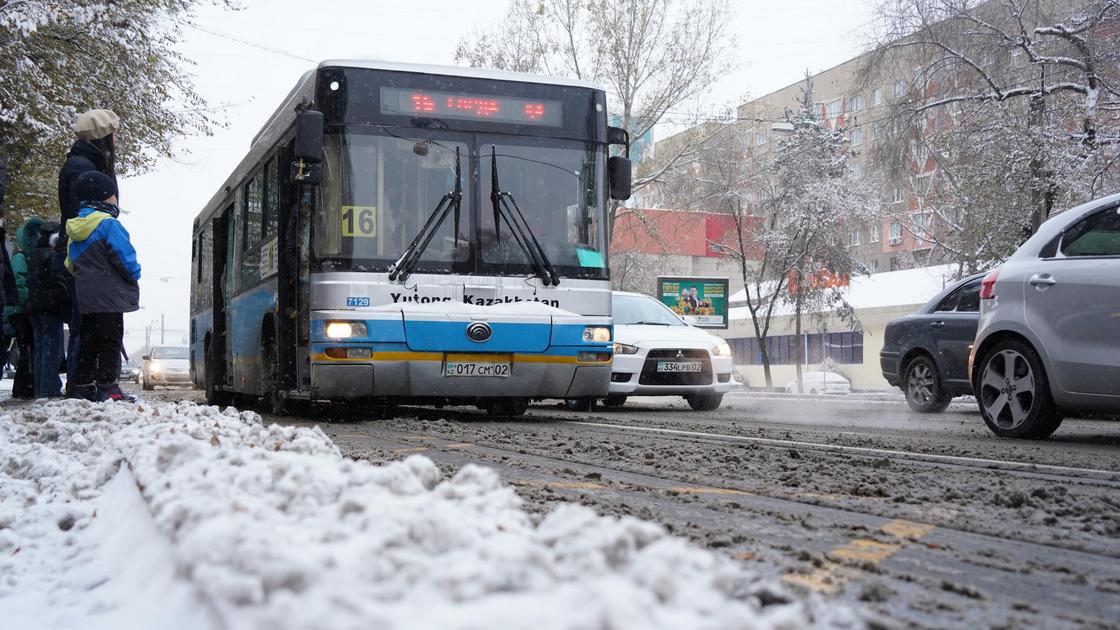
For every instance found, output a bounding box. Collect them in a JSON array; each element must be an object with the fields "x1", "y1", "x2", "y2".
[{"x1": 585, "y1": 291, "x2": 734, "y2": 410}]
